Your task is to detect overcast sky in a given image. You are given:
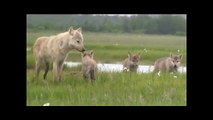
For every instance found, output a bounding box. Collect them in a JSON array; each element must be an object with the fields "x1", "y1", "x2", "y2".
[{"x1": 92, "y1": 14, "x2": 186, "y2": 18}]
